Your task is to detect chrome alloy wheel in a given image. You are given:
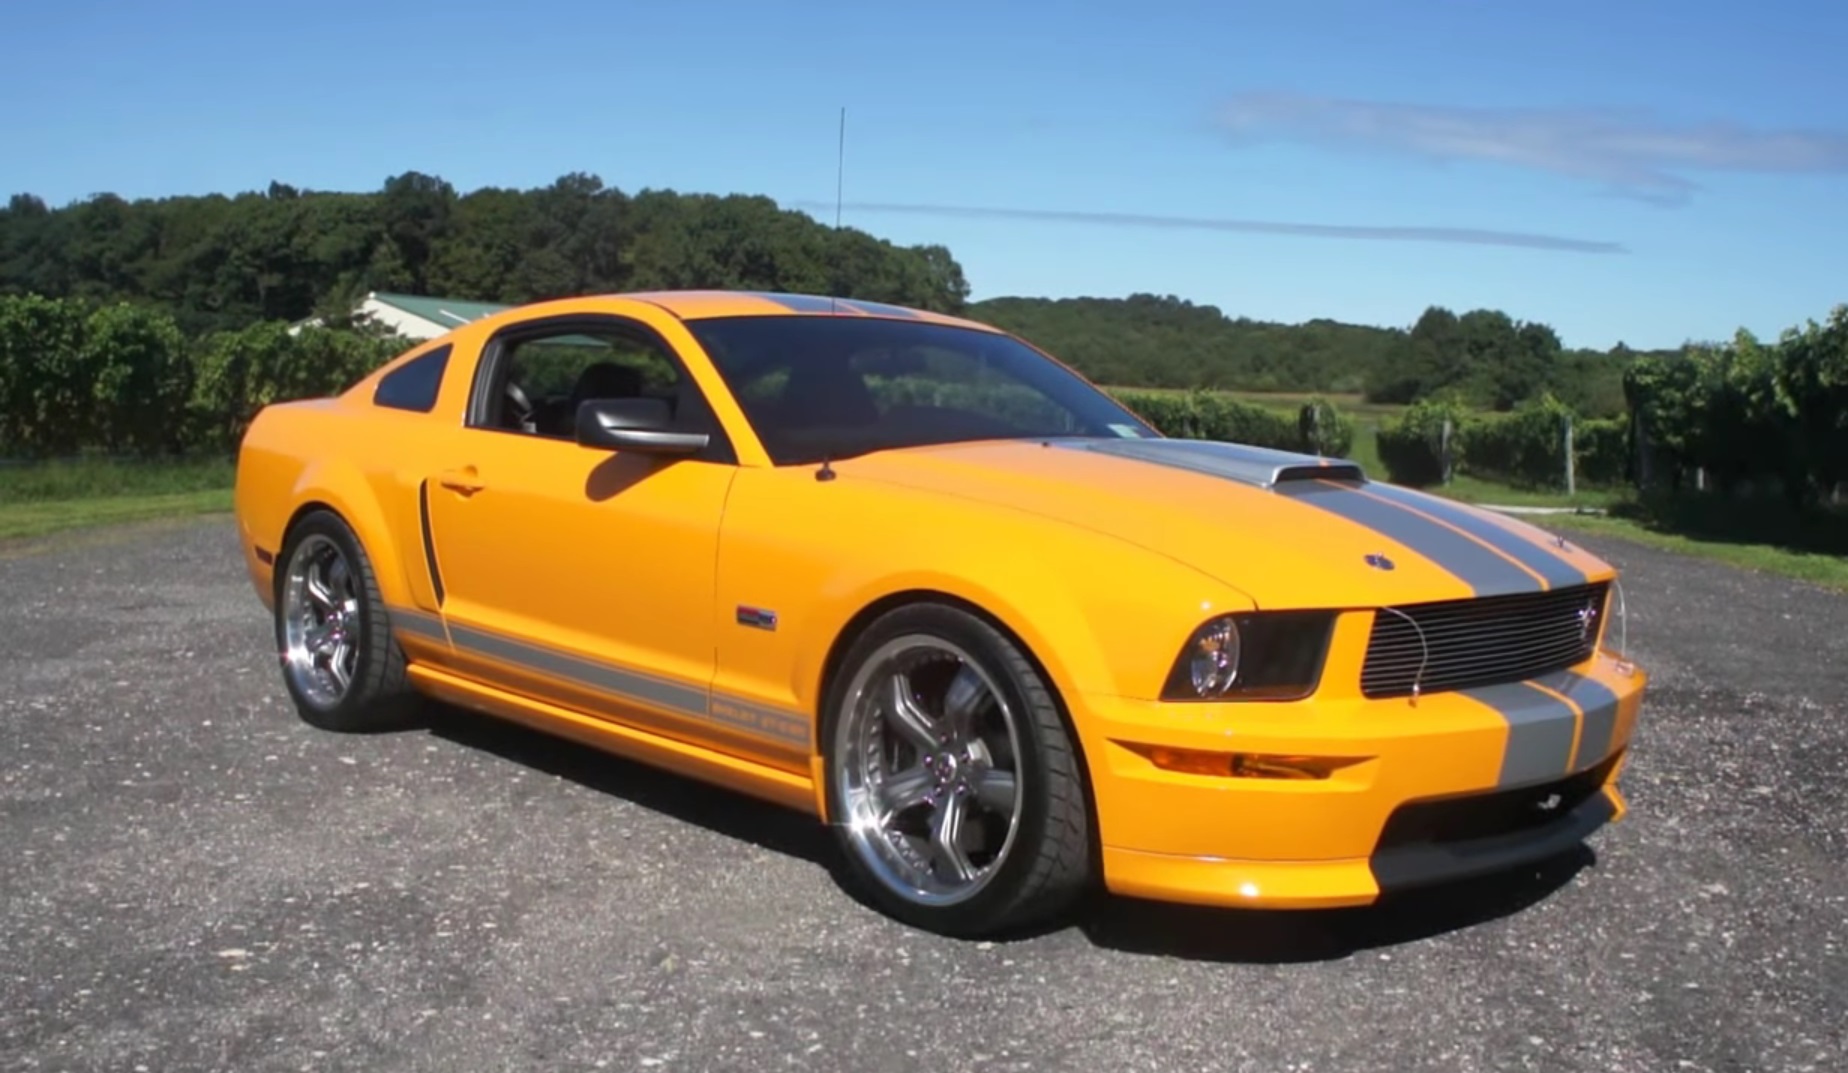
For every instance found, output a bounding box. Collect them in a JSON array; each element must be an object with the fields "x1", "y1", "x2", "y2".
[
  {"x1": 833, "y1": 635, "x2": 1025, "y2": 907},
  {"x1": 279, "y1": 533, "x2": 361, "y2": 710}
]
